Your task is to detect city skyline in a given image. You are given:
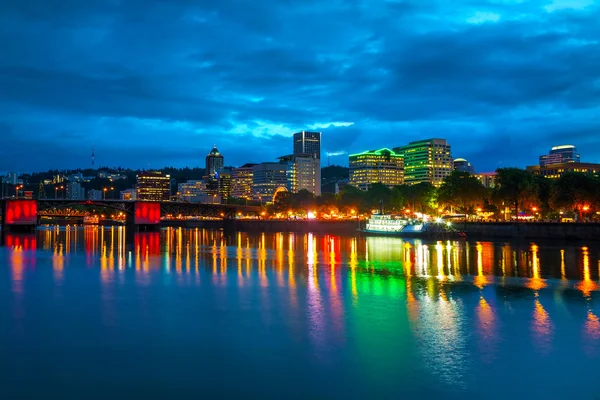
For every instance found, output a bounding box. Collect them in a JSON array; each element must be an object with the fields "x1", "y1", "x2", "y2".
[{"x1": 1, "y1": 0, "x2": 599, "y2": 172}]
